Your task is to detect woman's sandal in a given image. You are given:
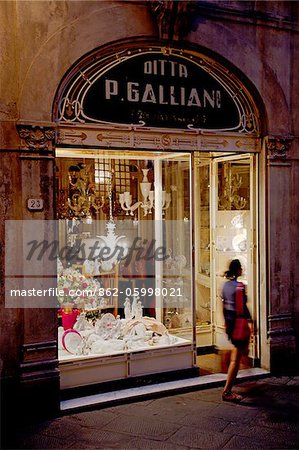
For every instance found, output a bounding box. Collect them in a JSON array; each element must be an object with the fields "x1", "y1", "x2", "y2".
[{"x1": 222, "y1": 391, "x2": 243, "y2": 403}]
